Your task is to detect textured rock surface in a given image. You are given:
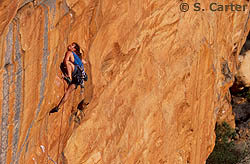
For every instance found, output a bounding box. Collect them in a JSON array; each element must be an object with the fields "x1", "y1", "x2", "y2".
[
  {"x1": 237, "y1": 50, "x2": 250, "y2": 86},
  {"x1": 233, "y1": 36, "x2": 250, "y2": 90},
  {"x1": 1, "y1": 0, "x2": 250, "y2": 163}
]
